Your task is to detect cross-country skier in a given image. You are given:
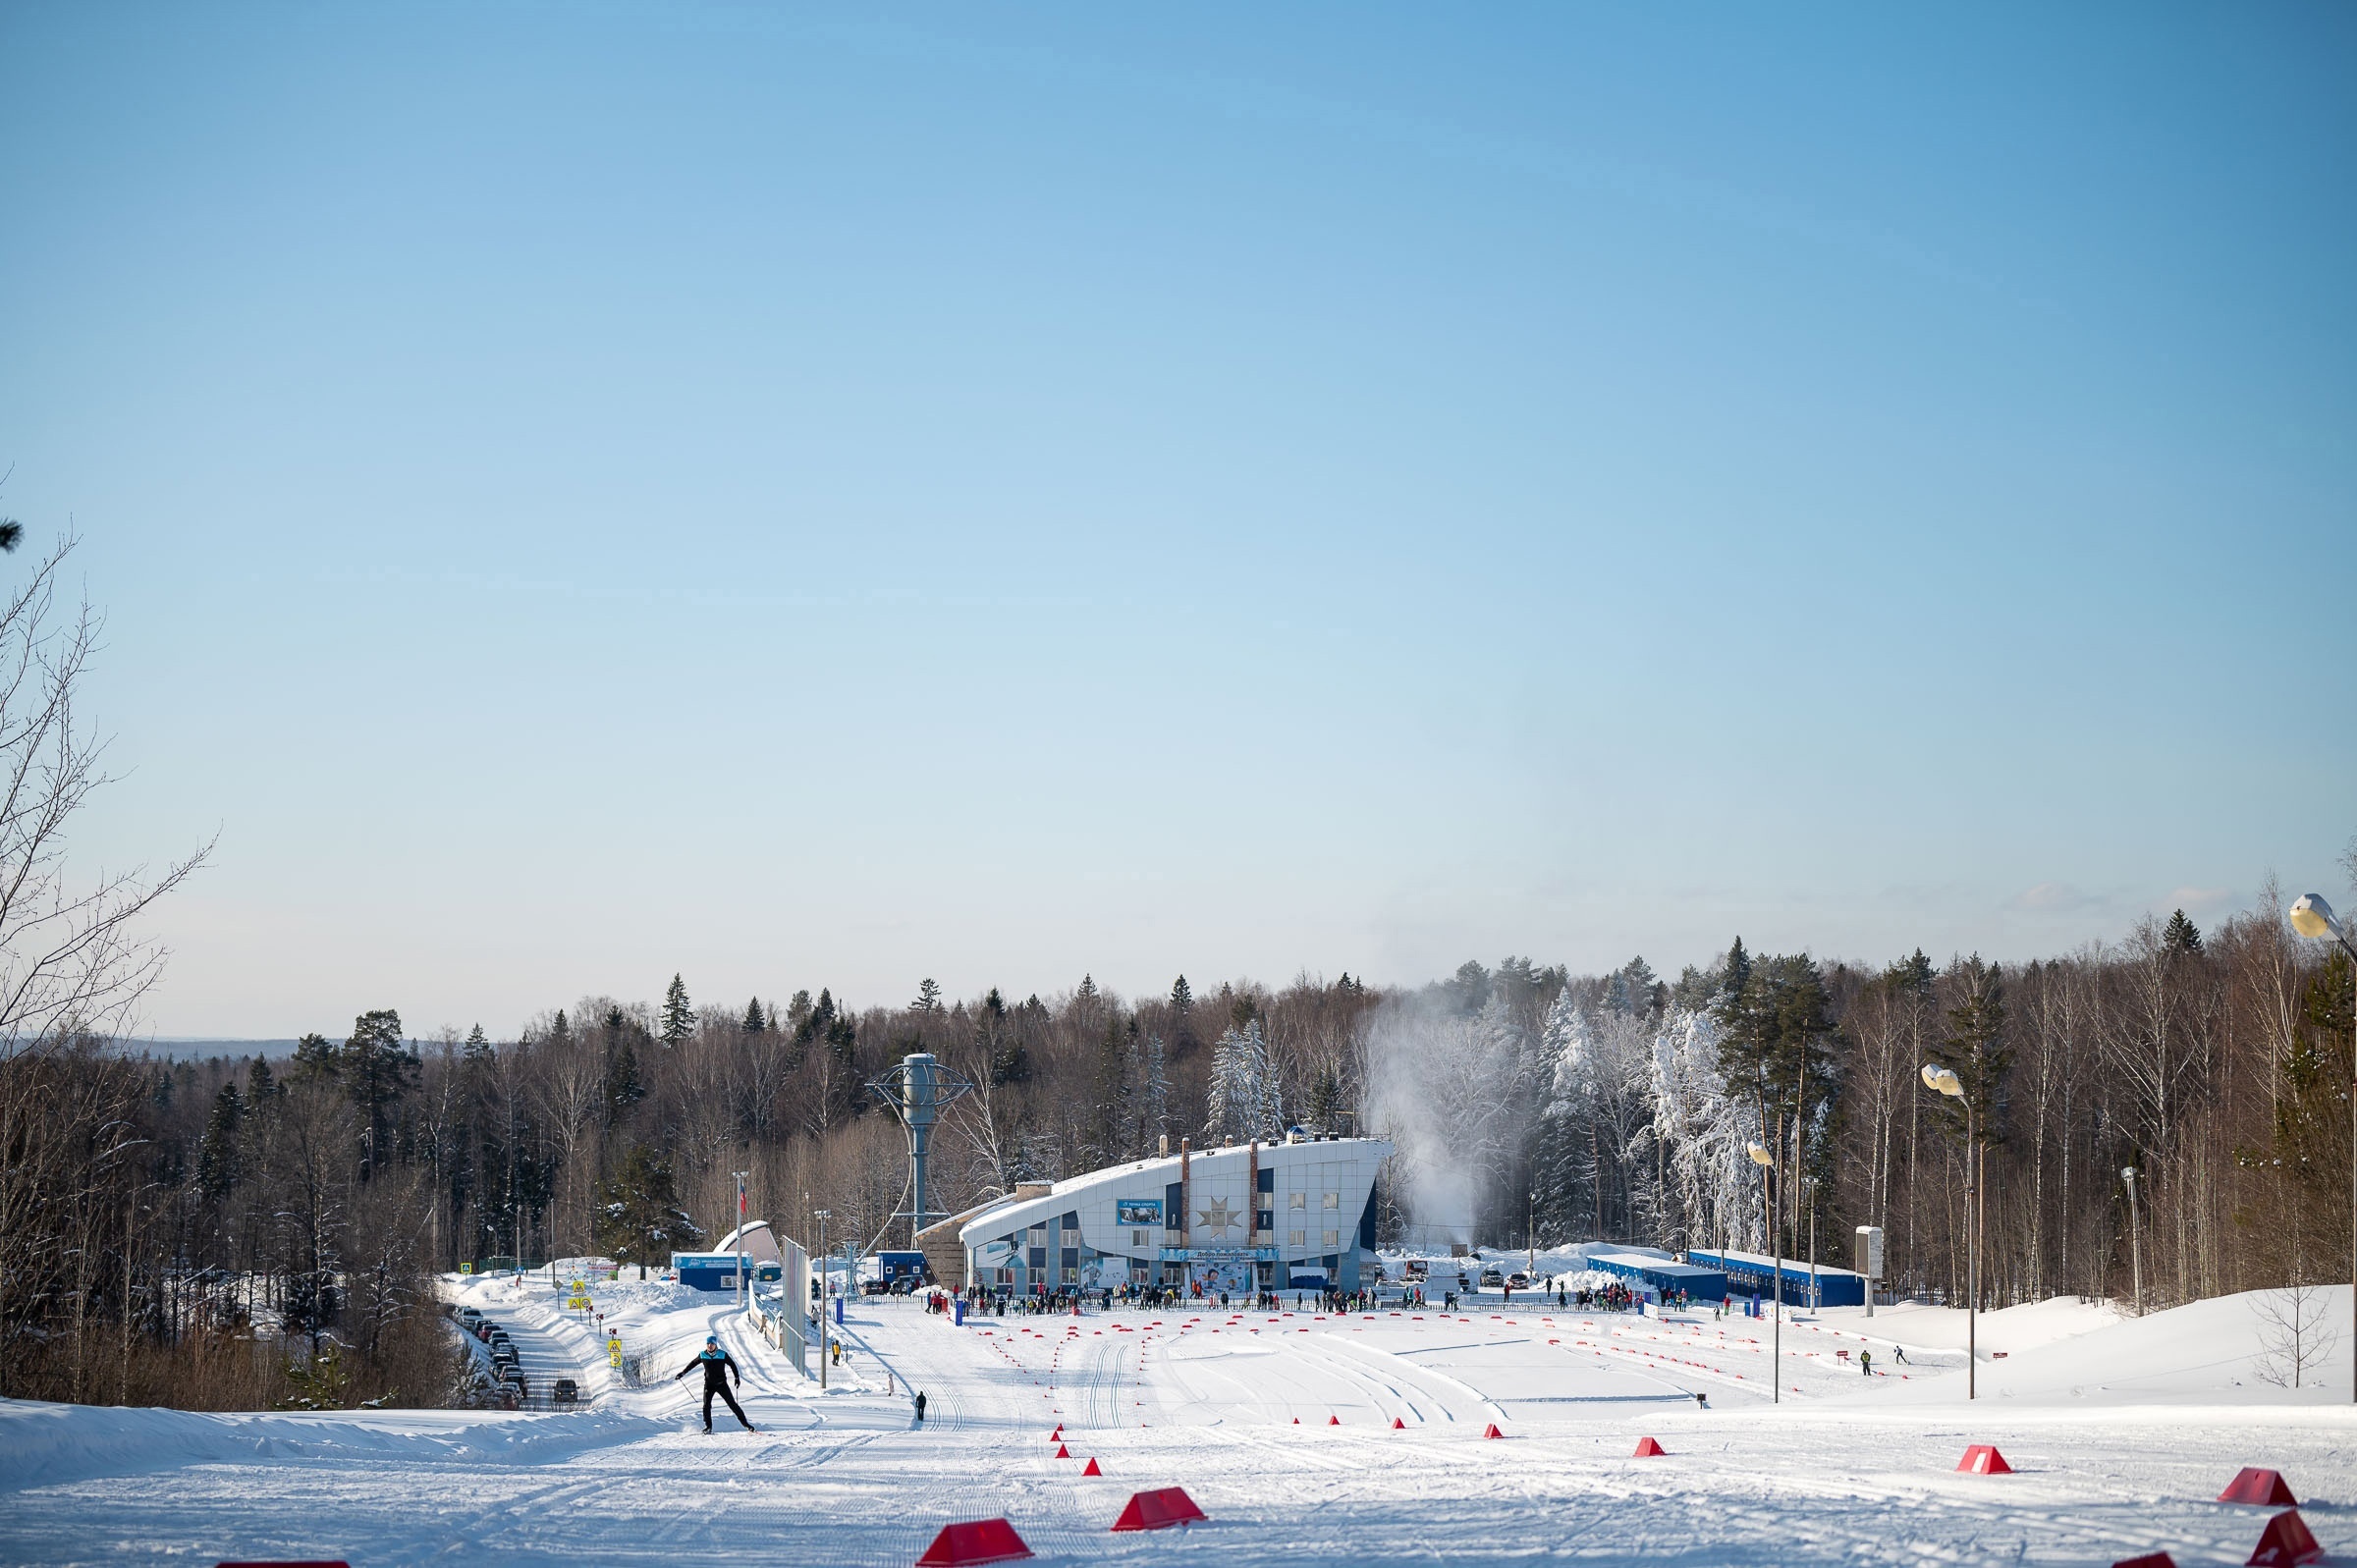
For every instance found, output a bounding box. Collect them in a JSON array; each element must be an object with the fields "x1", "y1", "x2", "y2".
[
  {"x1": 675, "y1": 1333, "x2": 756, "y2": 1433},
  {"x1": 913, "y1": 1390, "x2": 927, "y2": 1424}
]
